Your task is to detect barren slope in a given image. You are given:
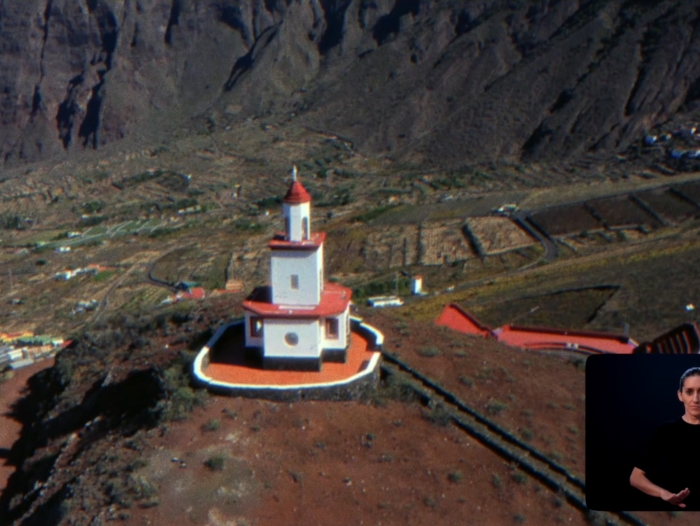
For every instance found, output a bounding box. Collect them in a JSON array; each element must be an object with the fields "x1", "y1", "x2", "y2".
[{"x1": 0, "y1": 0, "x2": 699, "y2": 170}]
